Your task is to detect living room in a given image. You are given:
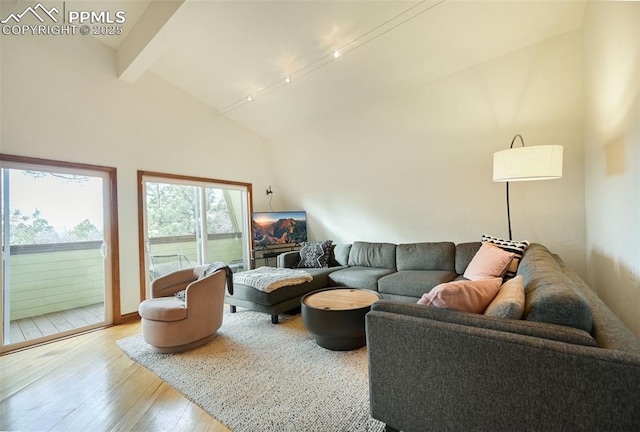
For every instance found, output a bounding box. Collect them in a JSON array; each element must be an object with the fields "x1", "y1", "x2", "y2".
[{"x1": 0, "y1": 0, "x2": 638, "y2": 430}]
